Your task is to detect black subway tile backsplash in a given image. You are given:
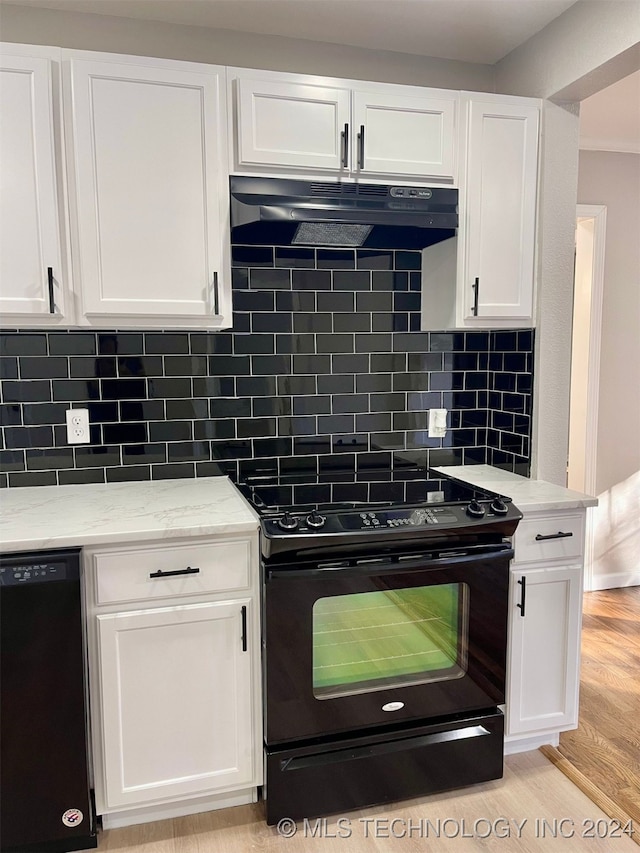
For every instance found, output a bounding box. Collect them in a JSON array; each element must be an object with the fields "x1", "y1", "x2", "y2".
[
  {"x1": 70, "y1": 357, "x2": 117, "y2": 379},
  {"x1": 106, "y1": 465, "x2": 150, "y2": 483},
  {"x1": 1, "y1": 245, "x2": 534, "y2": 487},
  {"x1": 275, "y1": 247, "x2": 315, "y2": 268},
  {"x1": 20, "y1": 357, "x2": 68, "y2": 379},
  {"x1": 249, "y1": 268, "x2": 290, "y2": 290},
  {"x1": 1, "y1": 334, "x2": 48, "y2": 356},
  {"x1": 292, "y1": 269, "x2": 331, "y2": 290},
  {"x1": 316, "y1": 250, "x2": 355, "y2": 270},
  {"x1": 49, "y1": 334, "x2": 96, "y2": 356},
  {"x1": 357, "y1": 251, "x2": 394, "y2": 271}
]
